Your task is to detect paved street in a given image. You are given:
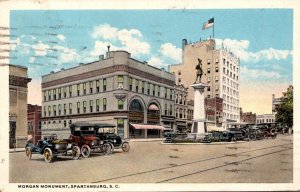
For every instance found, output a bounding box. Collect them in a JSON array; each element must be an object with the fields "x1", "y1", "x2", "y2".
[{"x1": 10, "y1": 135, "x2": 293, "y2": 183}]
